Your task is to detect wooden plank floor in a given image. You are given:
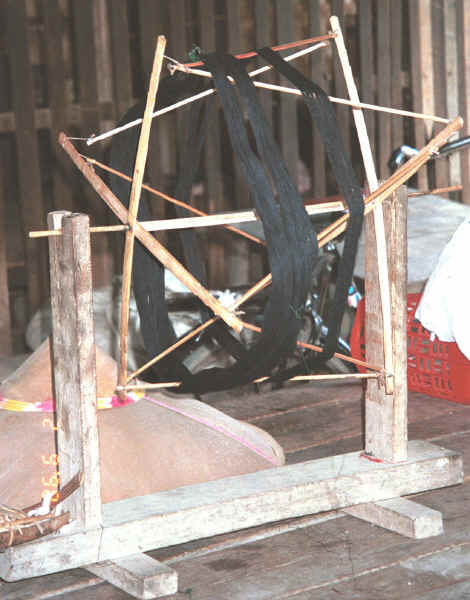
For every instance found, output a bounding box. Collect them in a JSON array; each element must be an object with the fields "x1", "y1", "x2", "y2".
[{"x1": 1, "y1": 380, "x2": 470, "y2": 599}]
